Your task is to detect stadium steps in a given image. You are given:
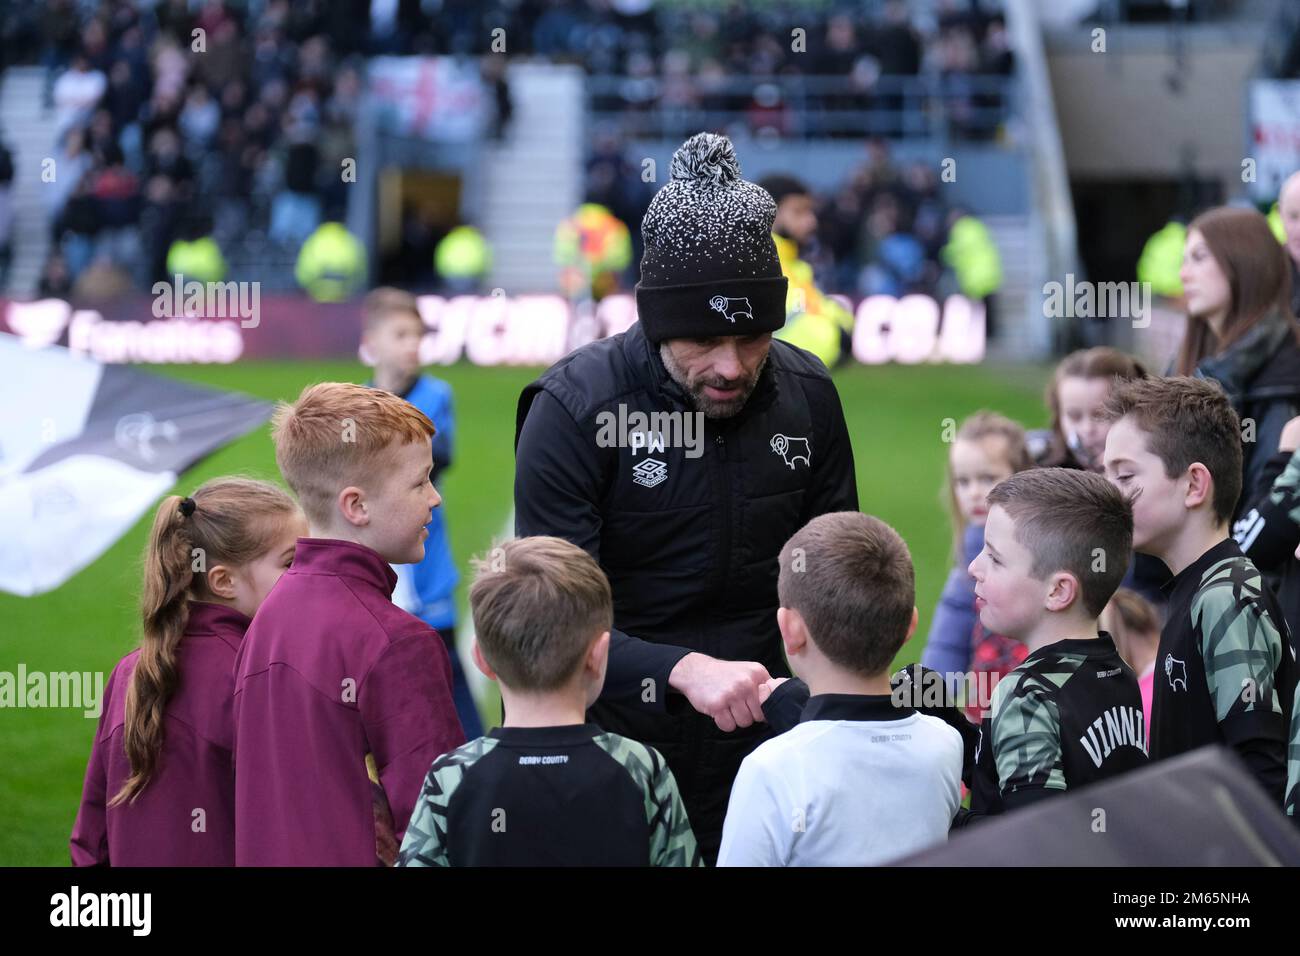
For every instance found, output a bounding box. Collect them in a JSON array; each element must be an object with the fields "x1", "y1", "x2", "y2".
[
  {"x1": 479, "y1": 62, "x2": 584, "y2": 294},
  {"x1": 0, "y1": 67, "x2": 57, "y2": 298},
  {"x1": 982, "y1": 214, "x2": 1033, "y2": 361}
]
